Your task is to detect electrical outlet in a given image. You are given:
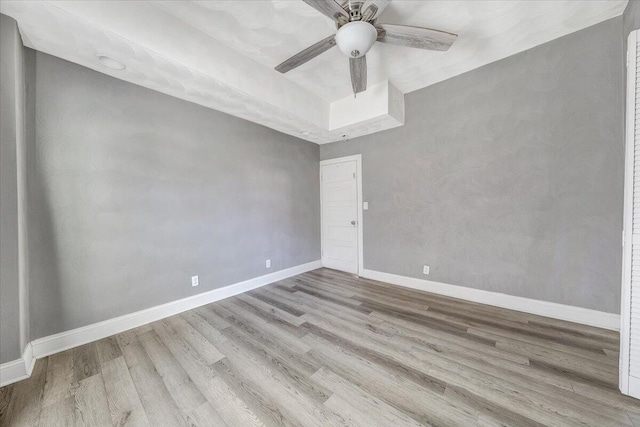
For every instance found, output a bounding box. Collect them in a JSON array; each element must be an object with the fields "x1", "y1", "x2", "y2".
[
  {"x1": 423, "y1": 265, "x2": 430, "y2": 275},
  {"x1": 191, "y1": 275, "x2": 199, "y2": 287},
  {"x1": 363, "y1": 202, "x2": 369, "y2": 210},
  {"x1": 266, "y1": 259, "x2": 271, "y2": 268}
]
